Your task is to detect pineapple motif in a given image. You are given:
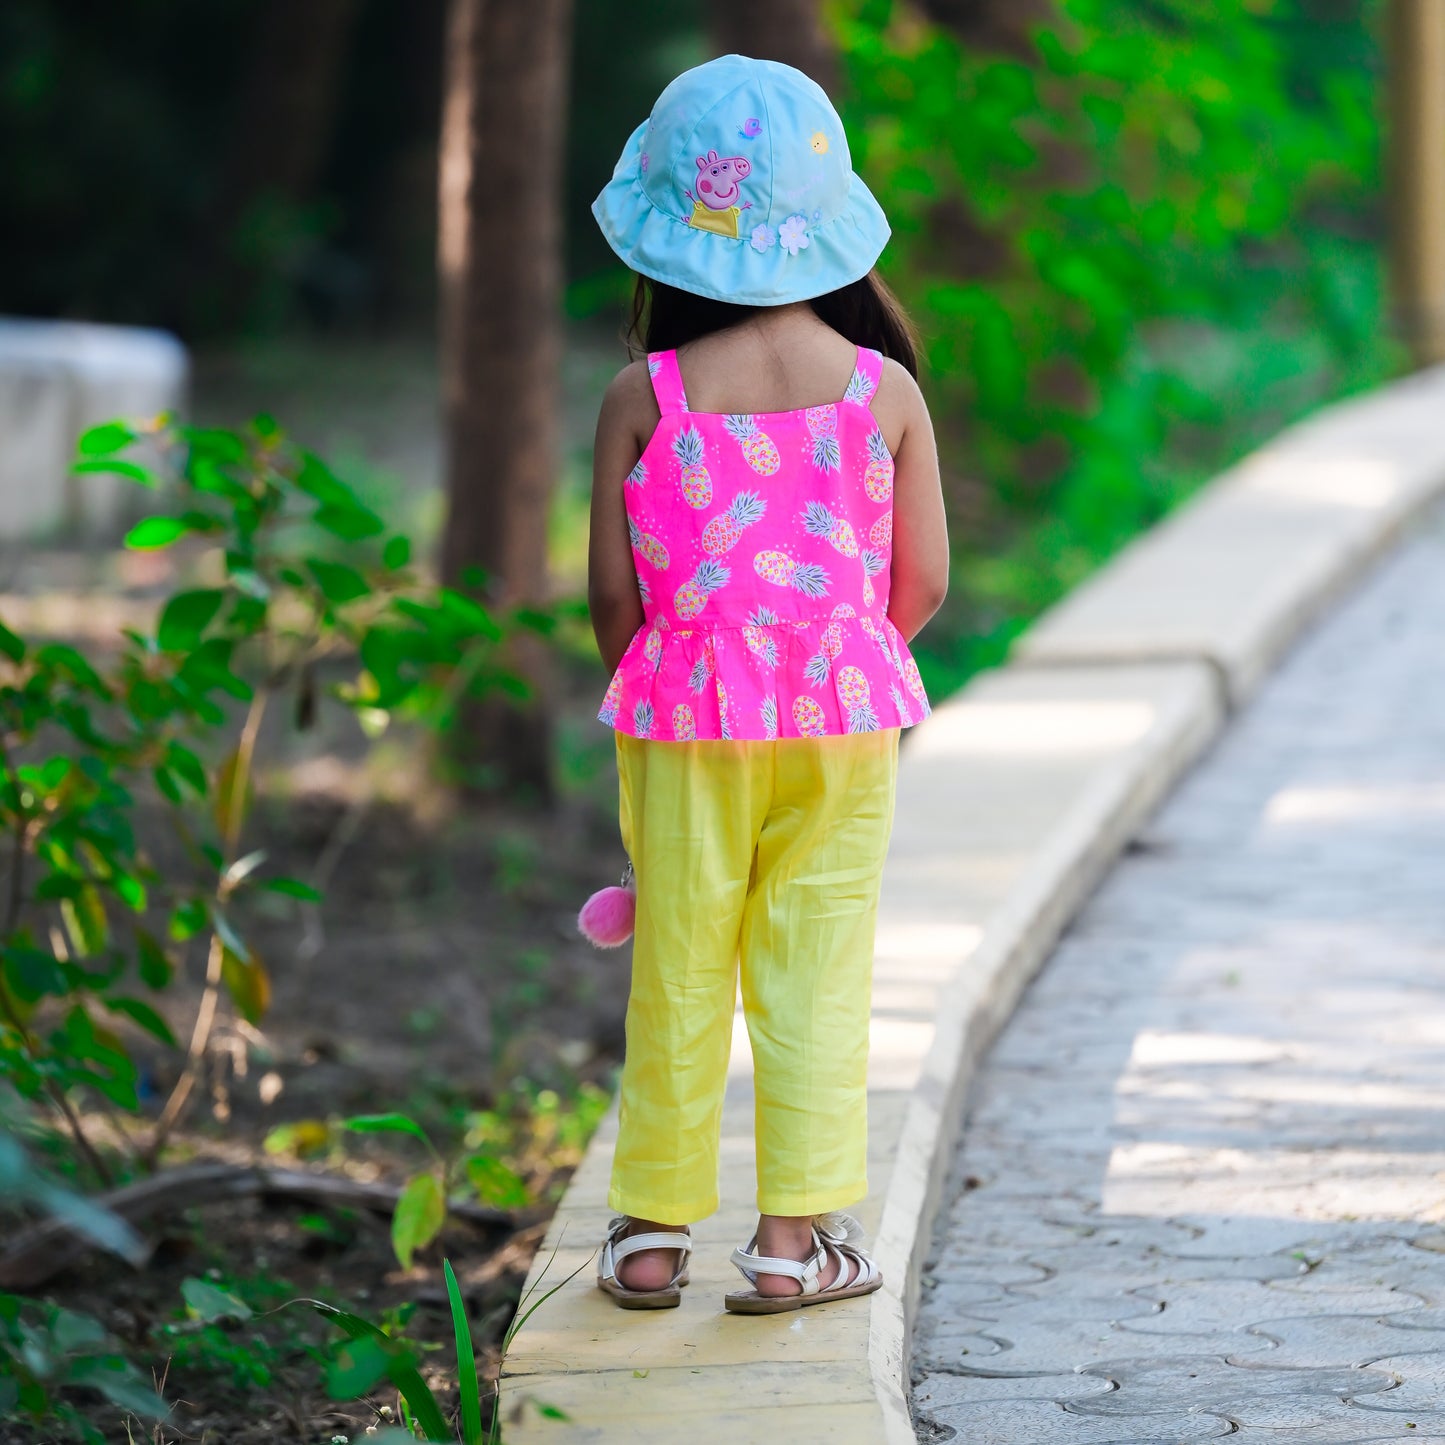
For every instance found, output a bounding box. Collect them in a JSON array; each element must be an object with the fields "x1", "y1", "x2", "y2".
[
  {"x1": 672, "y1": 702, "x2": 696, "y2": 740},
  {"x1": 903, "y1": 656, "x2": 929, "y2": 710},
  {"x1": 644, "y1": 627, "x2": 664, "y2": 672},
  {"x1": 804, "y1": 405, "x2": 841, "y2": 473},
  {"x1": 647, "y1": 356, "x2": 663, "y2": 378},
  {"x1": 753, "y1": 550, "x2": 830, "y2": 598},
  {"x1": 863, "y1": 428, "x2": 895, "y2": 502},
  {"x1": 869, "y1": 511, "x2": 893, "y2": 549},
  {"x1": 673, "y1": 426, "x2": 712, "y2": 508},
  {"x1": 636, "y1": 572, "x2": 651, "y2": 603},
  {"x1": 804, "y1": 617, "x2": 848, "y2": 685},
  {"x1": 760, "y1": 695, "x2": 779, "y2": 739},
  {"x1": 837, "y1": 665, "x2": 880, "y2": 733},
  {"x1": 743, "y1": 606, "x2": 780, "y2": 668},
  {"x1": 688, "y1": 636, "x2": 716, "y2": 694},
  {"x1": 599, "y1": 672, "x2": 623, "y2": 725},
  {"x1": 633, "y1": 700, "x2": 655, "y2": 738},
  {"x1": 861, "y1": 615, "x2": 896, "y2": 666},
  {"x1": 802, "y1": 500, "x2": 859, "y2": 557},
  {"x1": 716, "y1": 680, "x2": 733, "y2": 740},
  {"x1": 701, "y1": 490, "x2": 767, "y2": 555},
  {"x1": 843, "y1": 365, "x2": 876, "y2": 406},
  {"x1": 860, "y1": 548, "x2": 885, "y2": 608},
  {"x1": 628, "y1": 518, "x2": 670, "y2": 570},
  {"x1": 792, "y1": 694, "x2": 828, "y2": 737},
  {"x1": 626, "y1": 458, "x2": 648, "y2": 488},
  {"x1": 890, "y1": 682, "x2": 913, "y2": 727},
  {"x1": 674, "y1": 559, "x2": 729, "y2": 620},
  {"x1": 723, "y1": 414, "x2": 781, "y2": 475}
]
